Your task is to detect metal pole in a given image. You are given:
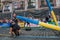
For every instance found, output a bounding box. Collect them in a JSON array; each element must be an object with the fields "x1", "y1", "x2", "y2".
[
  {"x1": 11, "y1": 11, "x2": 12, "y2": 19},
  {"x1": 24, "y1": 12, "x2": 25, "y2": 17},
  {"x1": 11, "y1": 3, "x2": 13, "y2": 19}
]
